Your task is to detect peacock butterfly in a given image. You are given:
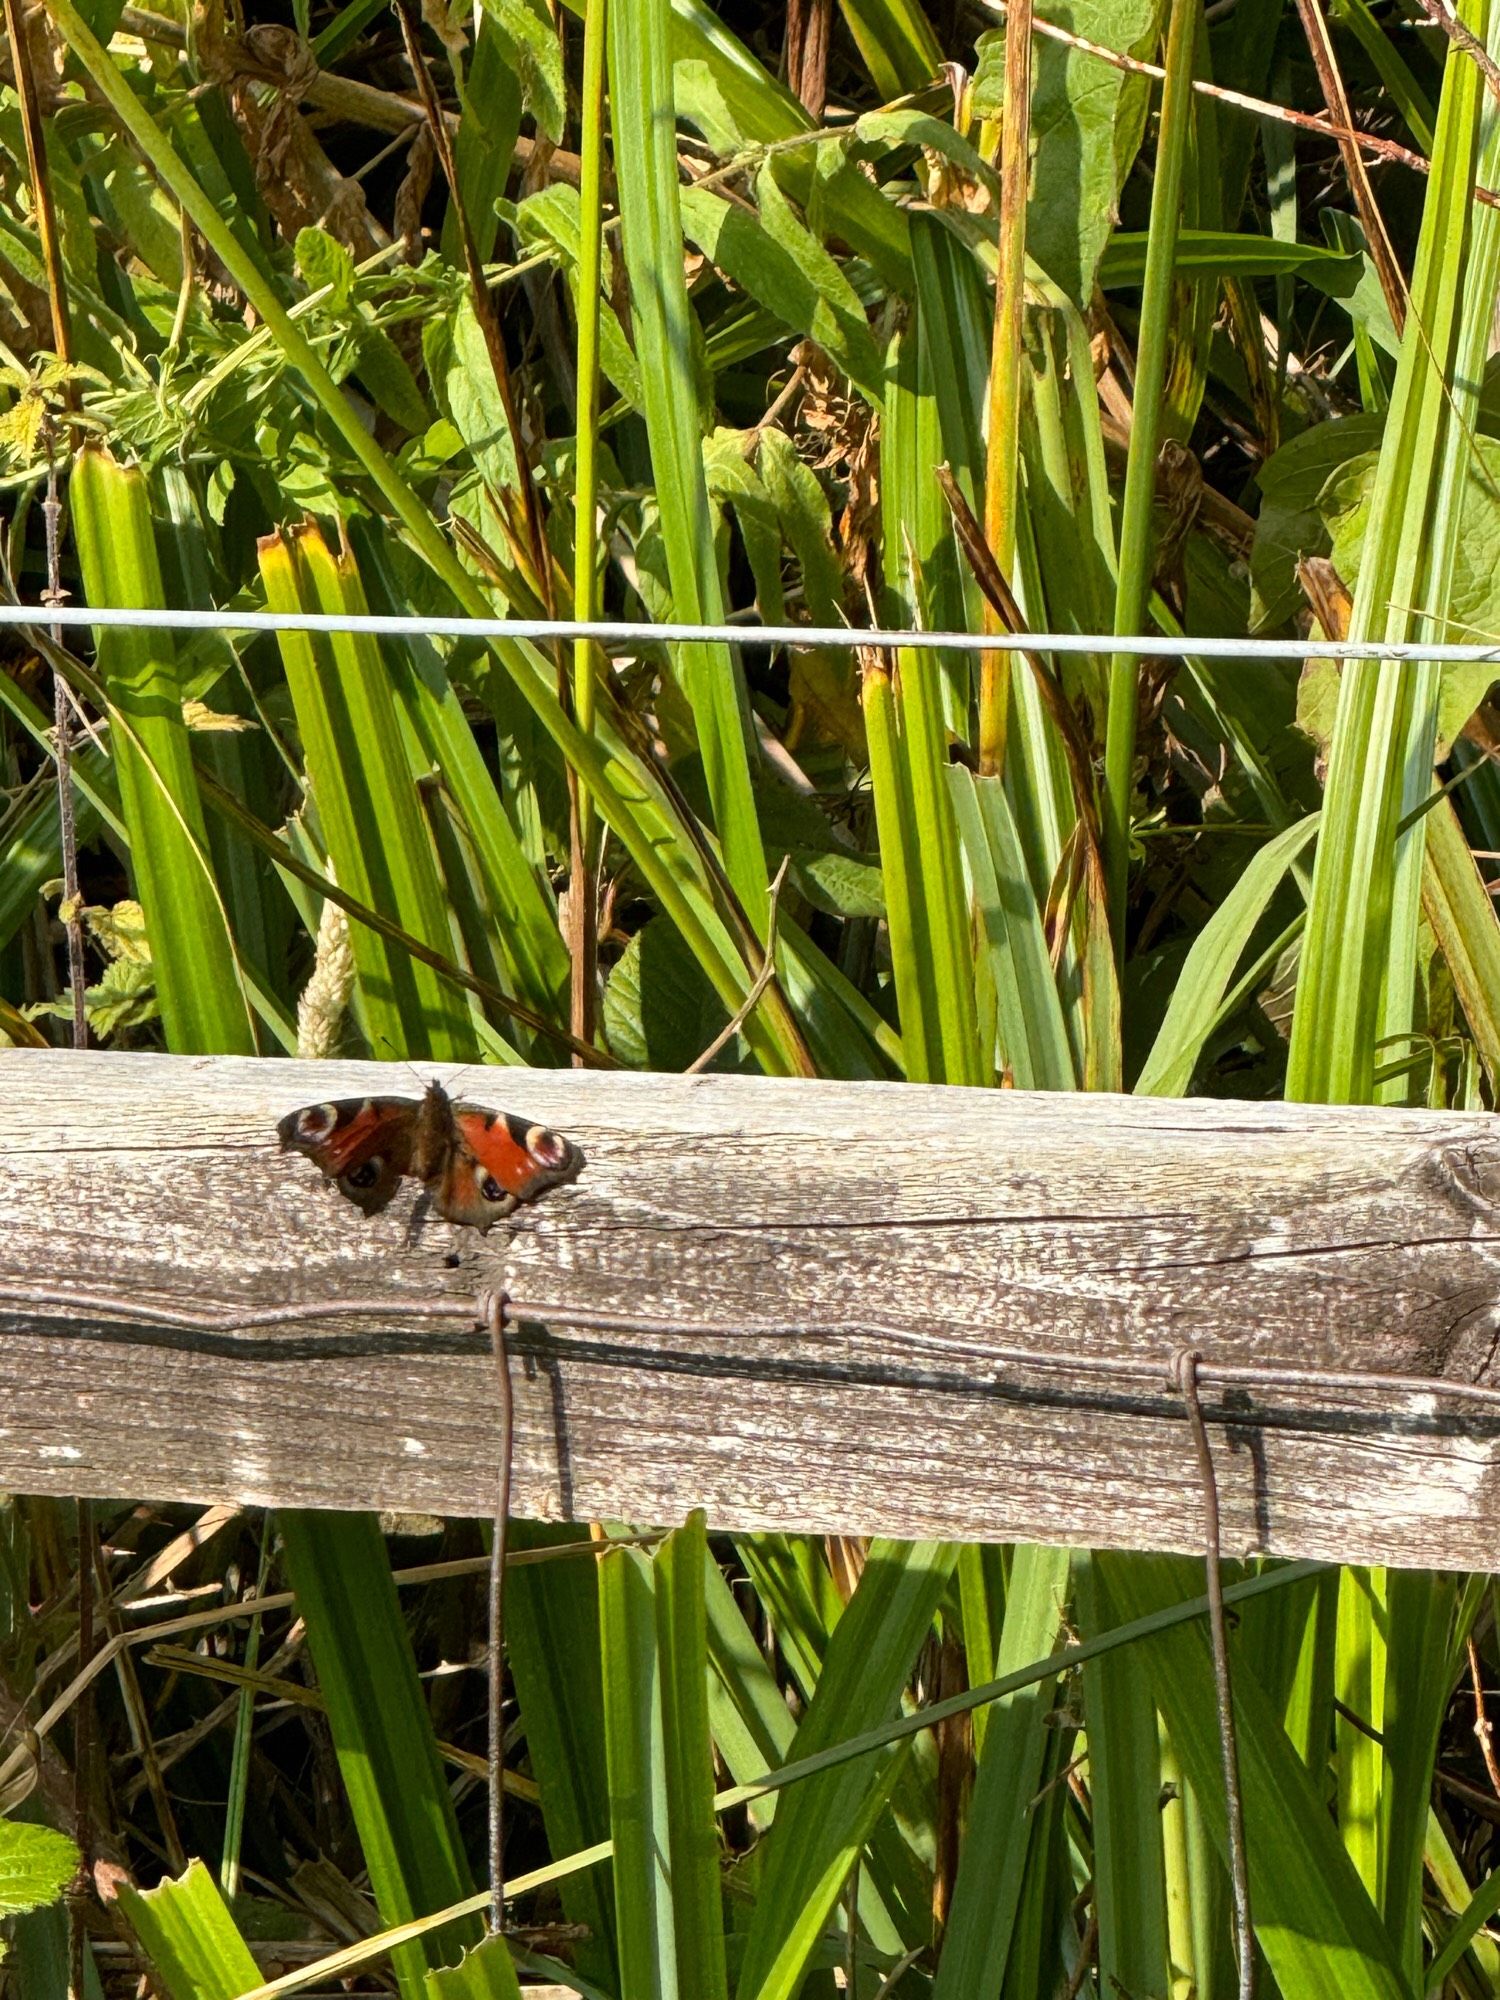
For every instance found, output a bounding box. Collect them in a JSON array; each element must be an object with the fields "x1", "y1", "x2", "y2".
[{"x1": 278, "y1": 1078, "x2": 583, "y2": 1231}]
